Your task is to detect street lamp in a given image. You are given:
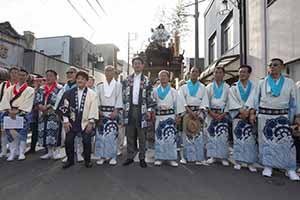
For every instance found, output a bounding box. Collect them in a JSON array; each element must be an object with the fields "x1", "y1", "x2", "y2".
[{"x1": 218, "y1": 0, "x2": 247, "y2": 65}]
